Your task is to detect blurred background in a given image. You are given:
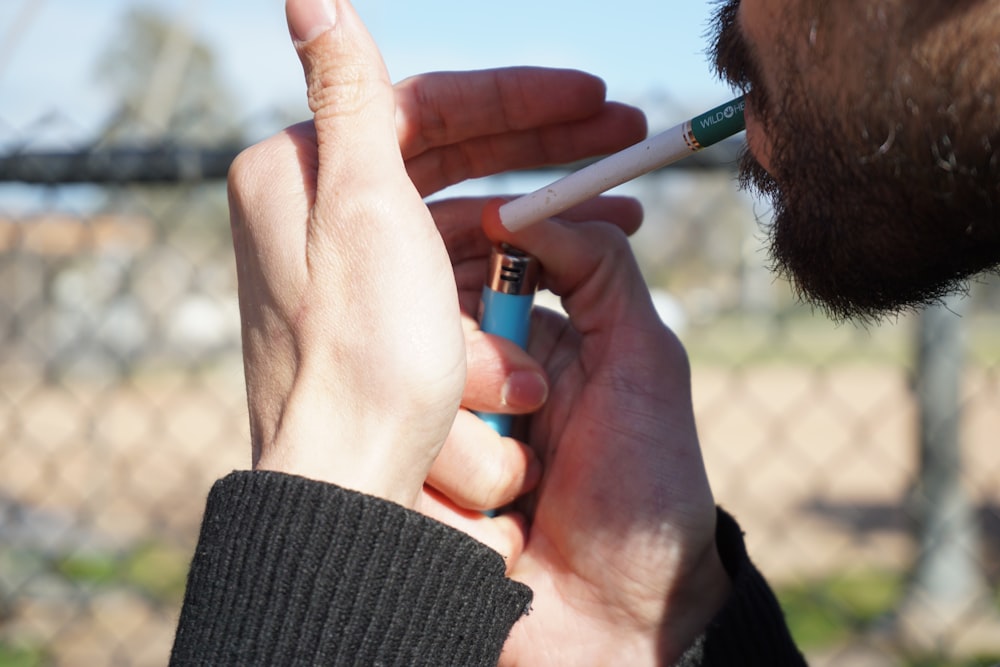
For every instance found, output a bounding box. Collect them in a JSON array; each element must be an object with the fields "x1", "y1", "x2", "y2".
[{"x1": 2, "y1": 1, "x2": 999, "y2": 665}]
